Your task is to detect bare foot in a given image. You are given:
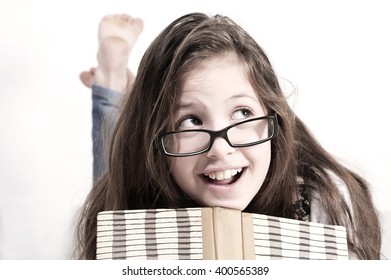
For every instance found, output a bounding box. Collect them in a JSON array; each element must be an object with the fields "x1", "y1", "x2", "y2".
[
  {"x1": 80, "y1": 14, "x2": 143, "y2": 92},
  {"x1": 79, "y1": 67, "x2": 96, "y2": 88},
  {"x1": 79, "y1": 67, "x2": 134, "y2": 89}
]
